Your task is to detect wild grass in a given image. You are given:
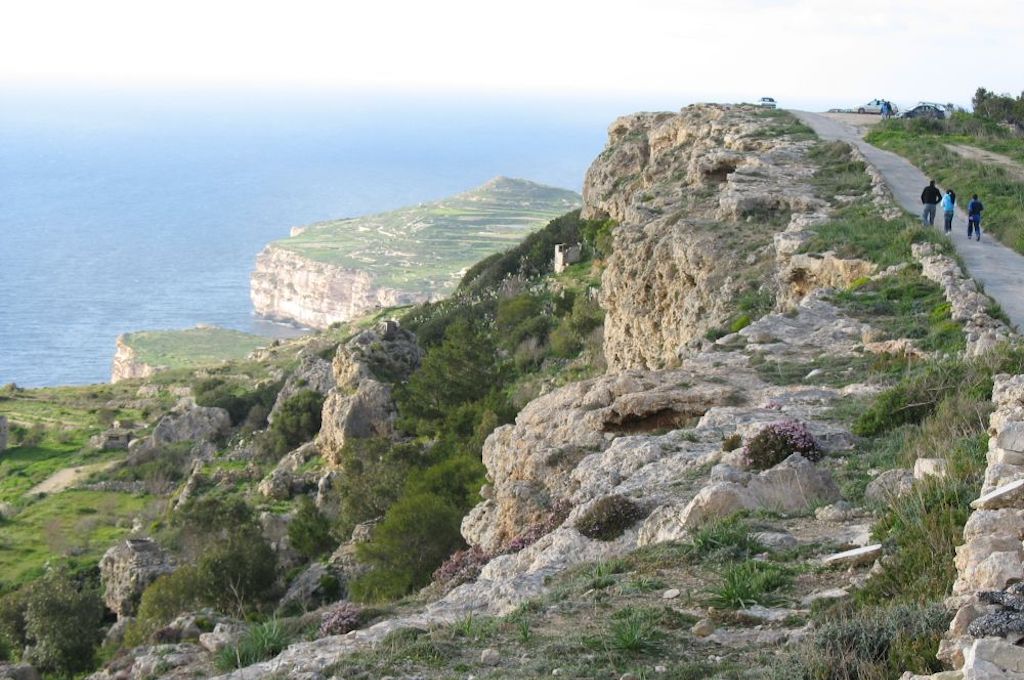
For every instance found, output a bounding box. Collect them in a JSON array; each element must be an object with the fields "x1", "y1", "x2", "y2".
[
  {"x1": 808, "y1": 140, "x2": 873, "y2": 199},
  {"x1": 800, "y1": 203, "x2": 950, "y2": 268},
  {"x1": 764, "y1": 603, "x2": 948, "y2": 679},
  {"x1": 214, "y1": 619, "x2": 295, "y2": 671},
  {"x1": 705, "y1": 560, "x2": 791, "y2": 609},
  {"x1": 686, "y1": 515, "x2": 764, "y2": 563},
  {"x1": 867, "y1": 120, "x2": 1024, "y2": 254}
]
